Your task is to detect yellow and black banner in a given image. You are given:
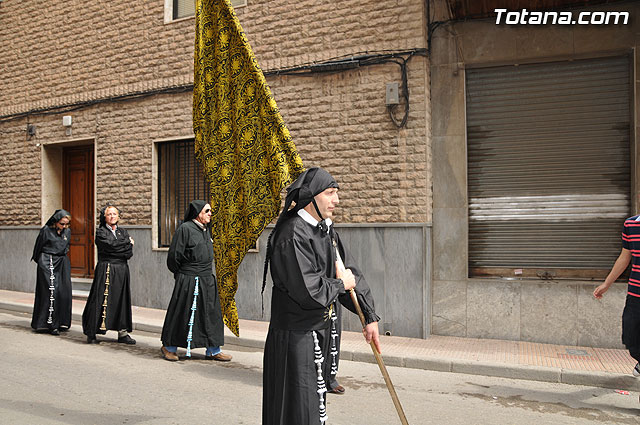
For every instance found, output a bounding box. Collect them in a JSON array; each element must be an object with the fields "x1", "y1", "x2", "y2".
[{"x1": 193, "y1": 0, "x2": 304, "y2": 336}]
